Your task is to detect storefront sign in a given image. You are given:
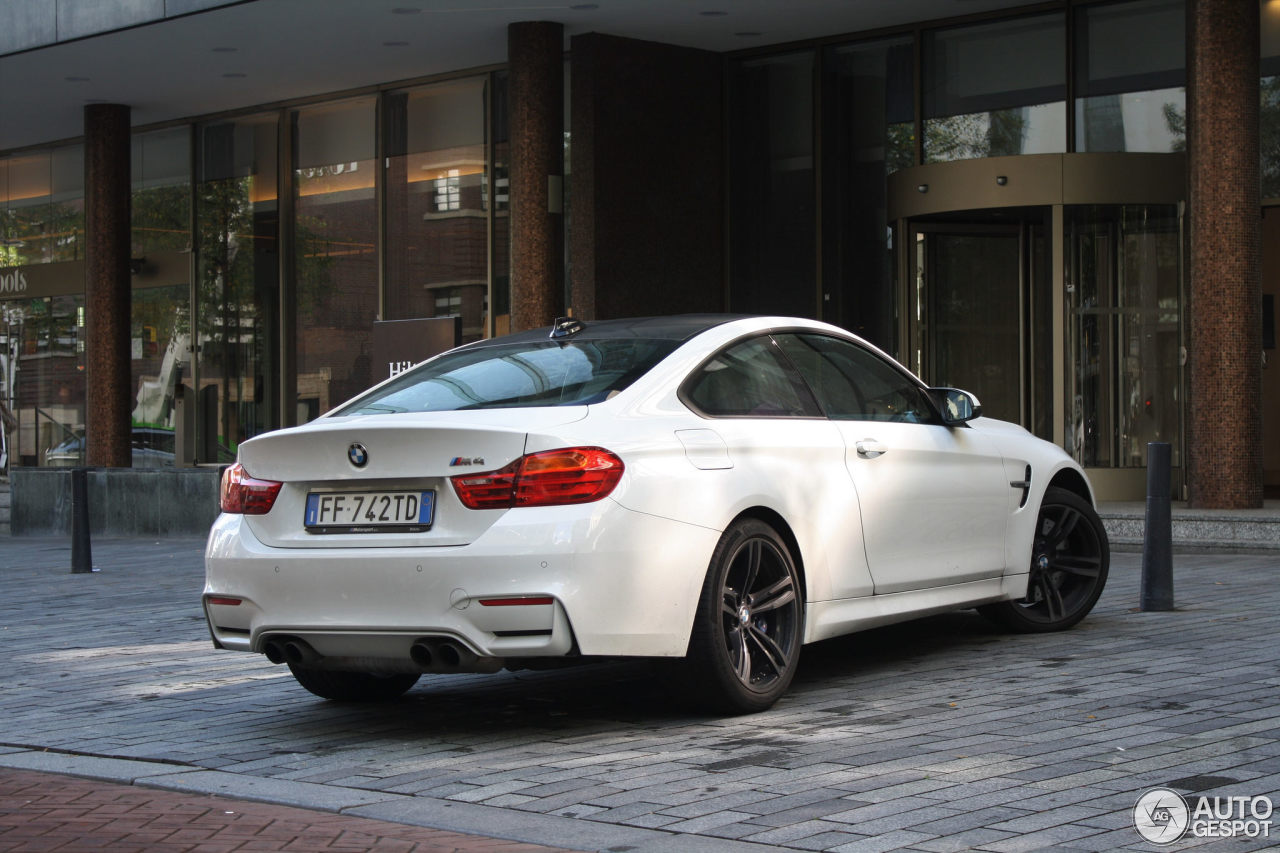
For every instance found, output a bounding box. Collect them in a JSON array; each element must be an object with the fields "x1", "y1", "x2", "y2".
[
  {"x1": 0, "y1": 268, "x2": 29, "y2": 296},
  {"x1": 371, "y1": 316, "x2": 462, "y2": 381}
]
